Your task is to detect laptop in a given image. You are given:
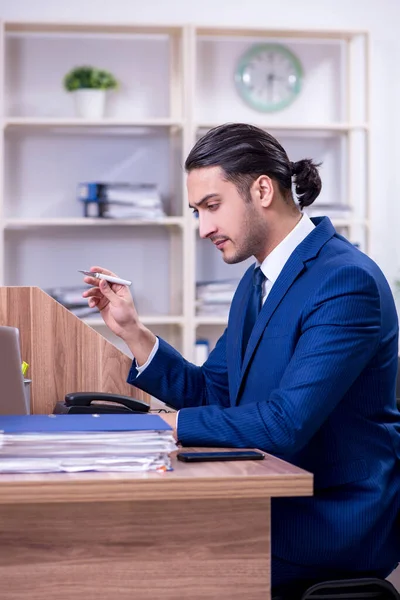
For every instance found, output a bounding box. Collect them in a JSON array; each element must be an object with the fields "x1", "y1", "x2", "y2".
[{"x1": 0, "y1": 326, "x2": 30, "y2": 415}]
